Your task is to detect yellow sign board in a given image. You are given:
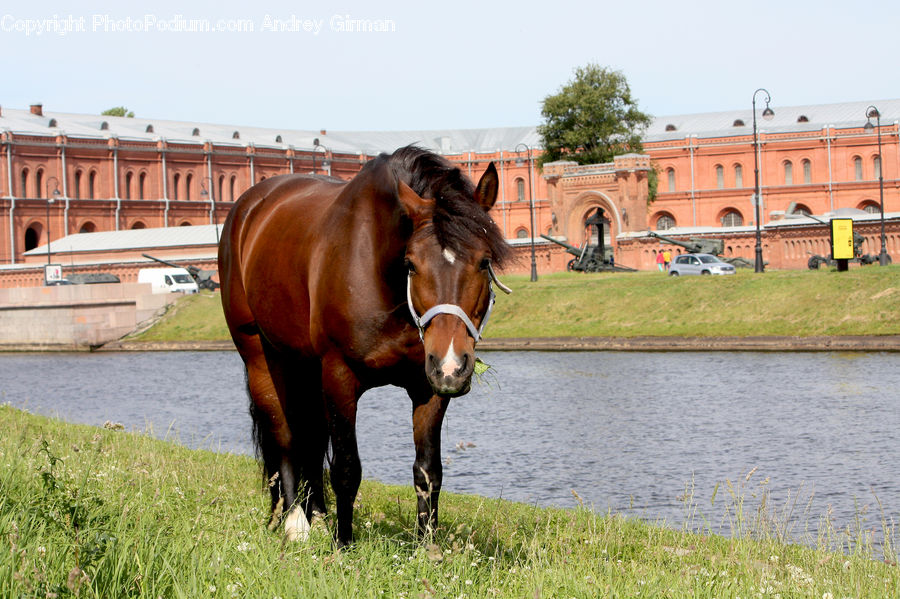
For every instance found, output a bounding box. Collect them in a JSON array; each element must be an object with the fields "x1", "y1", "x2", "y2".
[{"x1": 831, "y1": 218, "x2": 854, "y2": 260}]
